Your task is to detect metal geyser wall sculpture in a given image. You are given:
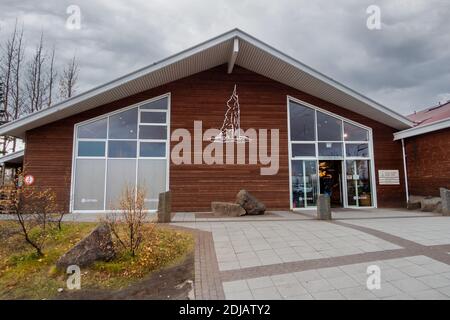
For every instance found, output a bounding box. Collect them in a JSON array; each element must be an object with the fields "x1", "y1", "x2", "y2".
[{"x1": 212, "y1": 85, "x2": 250, "y2": 143}]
